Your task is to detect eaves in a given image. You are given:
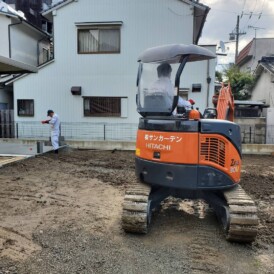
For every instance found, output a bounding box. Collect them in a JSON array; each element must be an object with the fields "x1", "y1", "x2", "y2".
[{"x1": 254, "y1": 63, "x2": 274, "y2": 78}]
